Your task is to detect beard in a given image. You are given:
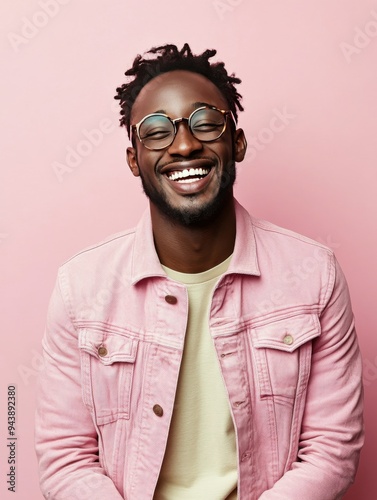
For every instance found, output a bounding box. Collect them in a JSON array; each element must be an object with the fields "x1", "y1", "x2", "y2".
[{"x1": 138, "y1": 161, "x2": 236, "y2": 227}]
